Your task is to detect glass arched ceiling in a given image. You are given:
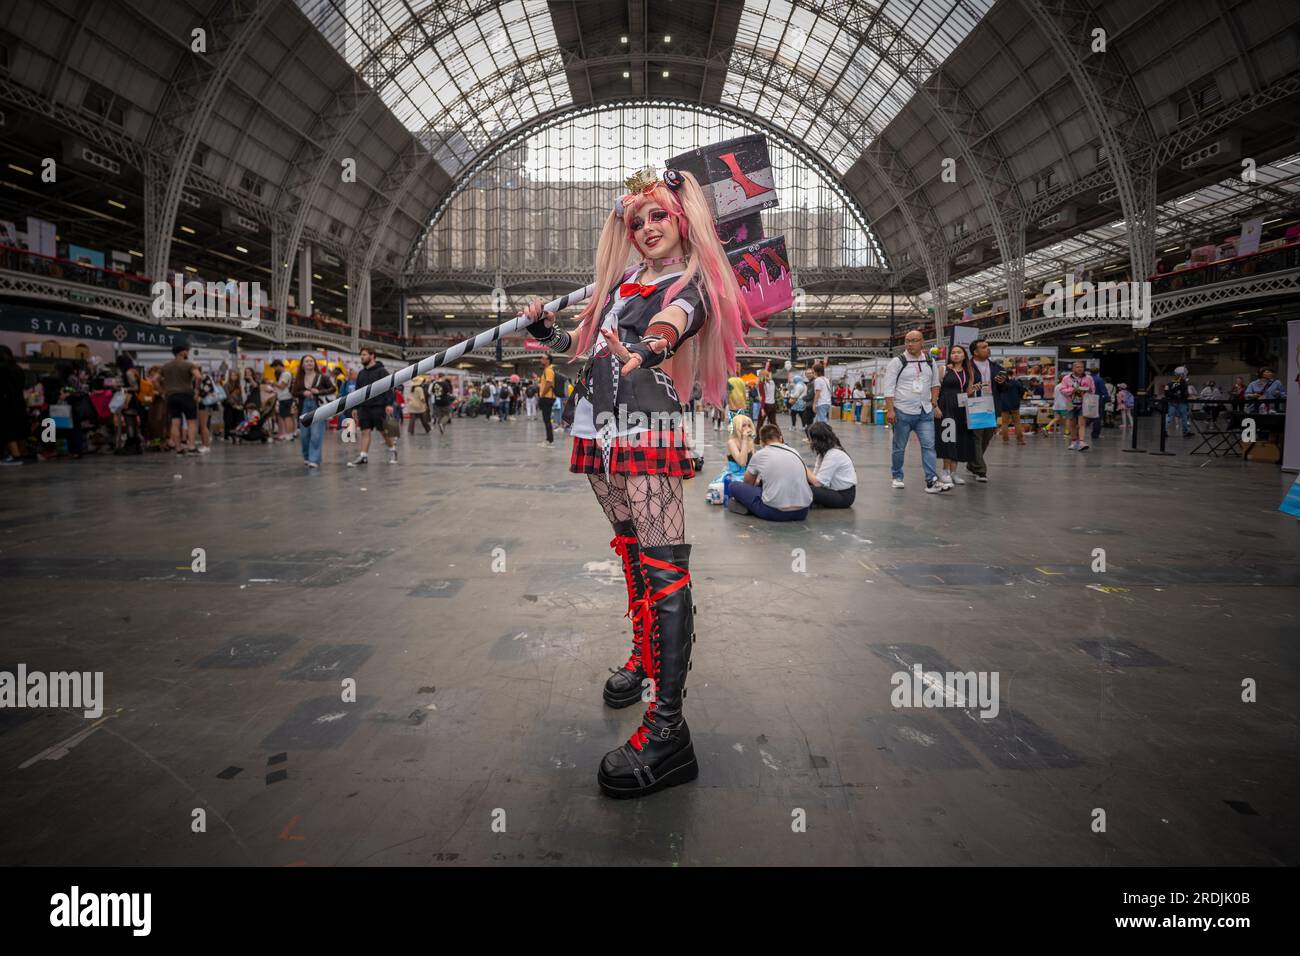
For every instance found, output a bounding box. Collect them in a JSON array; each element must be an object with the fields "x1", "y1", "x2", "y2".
[
  {"x1": 414, "y1": 103, "x2": 886, "y2": 279},
  {"x1": 297, "y1": 0, "x2": 994, "y2": 177},
  {"x1": 727, "y1": 0, "x2": 995, "y2": 174}
]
